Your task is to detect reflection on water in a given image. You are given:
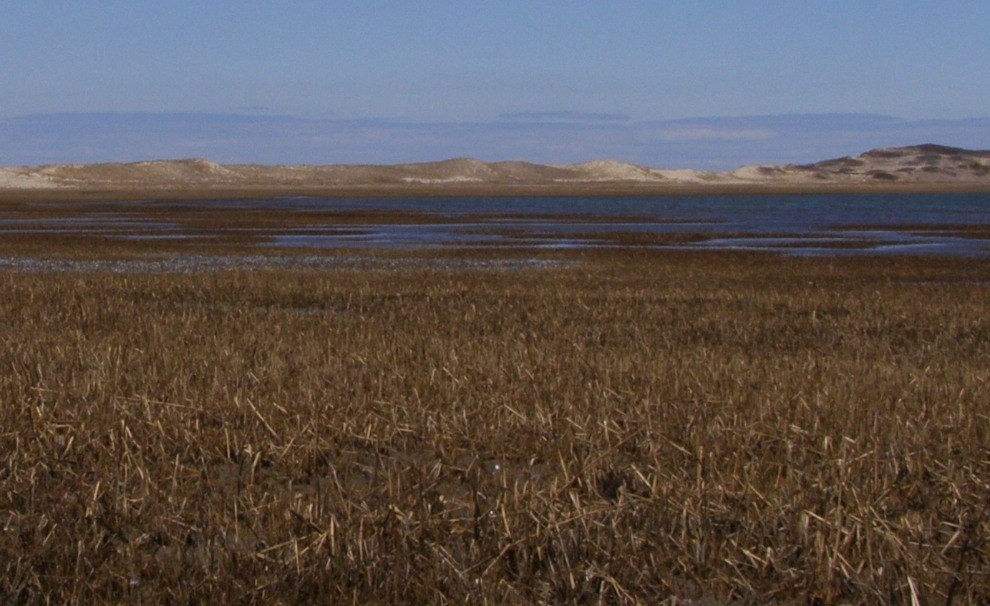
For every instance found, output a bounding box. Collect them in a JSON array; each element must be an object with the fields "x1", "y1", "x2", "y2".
[
  {"x1": 220, "y1": 192, "x2": 990, "y2": 256},
  {"x1": 686, "y1": 230, "x2": 990, "y2": 257},
  {"x1": 4, "y1": 193, "x2": 990, "y2": 257},
  {"x1": 186, "y1": 192, "x2": 990, "y2": 231},
  {"x1": 267, "y1": 225, "x2": 990, "y2": 256}
]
